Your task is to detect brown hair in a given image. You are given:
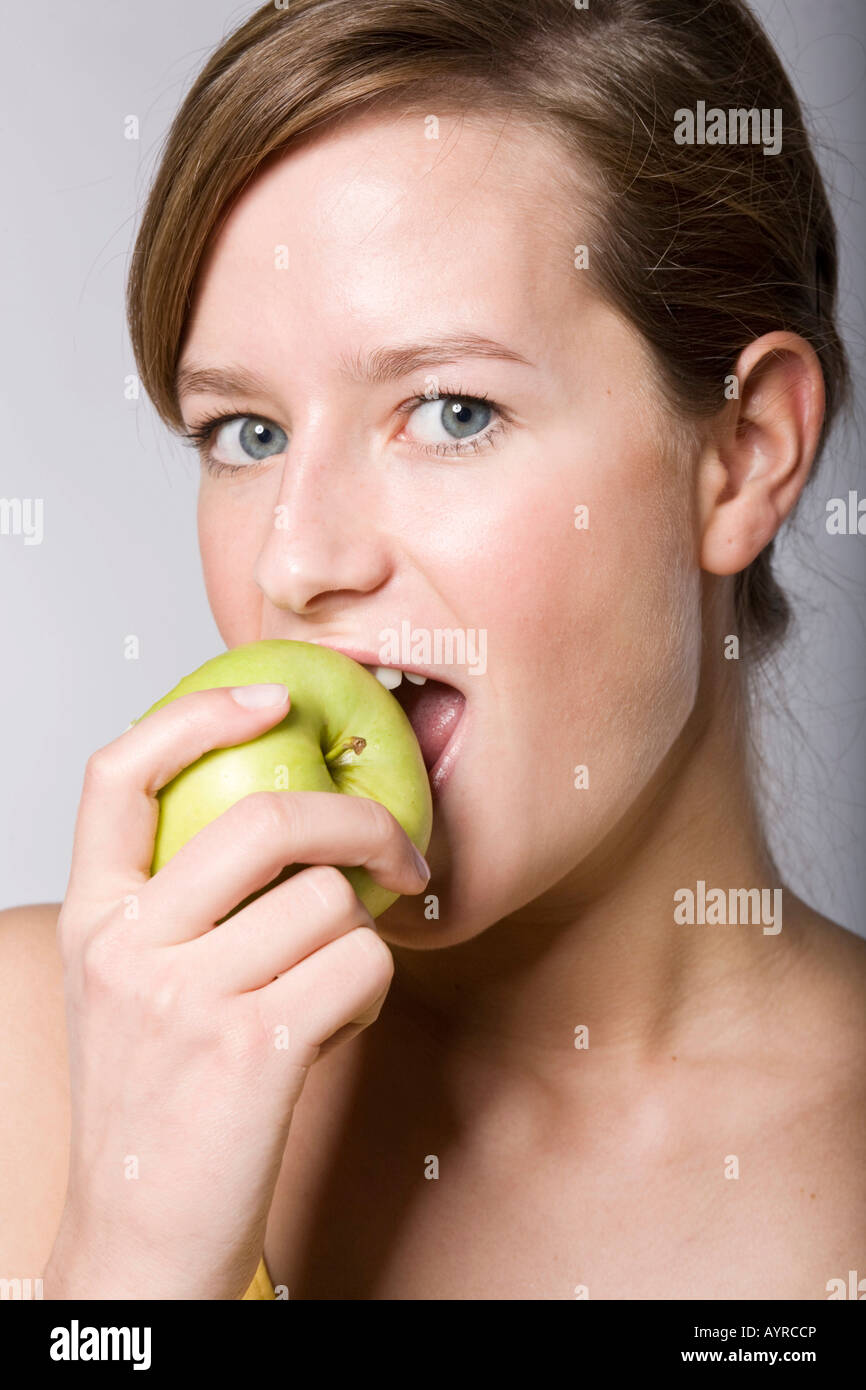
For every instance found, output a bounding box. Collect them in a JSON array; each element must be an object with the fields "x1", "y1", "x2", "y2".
[{"x1": 127, "y1": 0, "x2": 850, "y2": 650}]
